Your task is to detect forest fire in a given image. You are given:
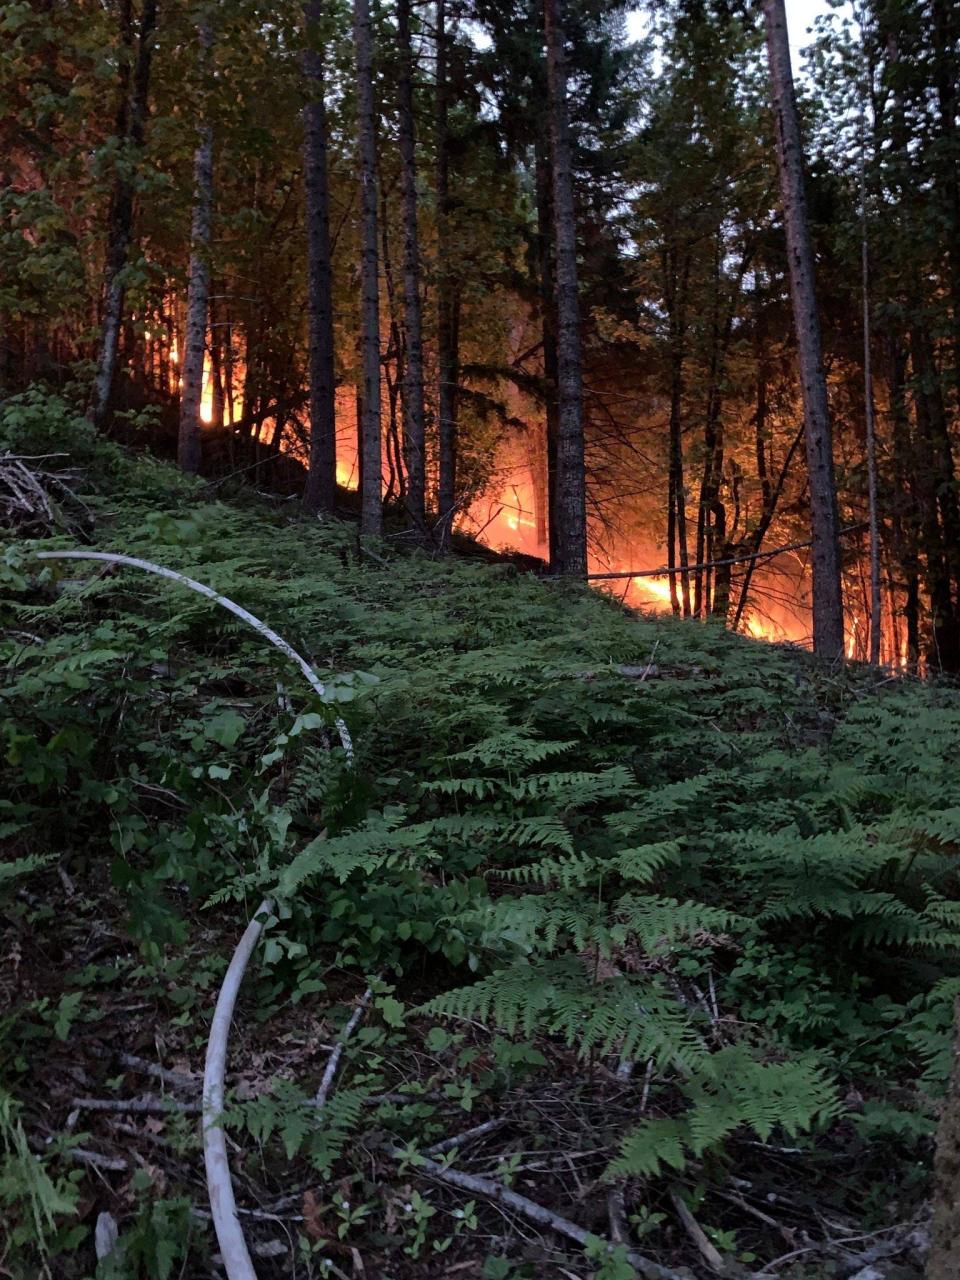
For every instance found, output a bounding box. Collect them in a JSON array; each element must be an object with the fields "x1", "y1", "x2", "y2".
[
  {"x1": 160, "y1": 329, "x2": 892, "y2": 663},
  {"x1": 462, "y1": 463, "x2": 809, "y2": 648}
]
